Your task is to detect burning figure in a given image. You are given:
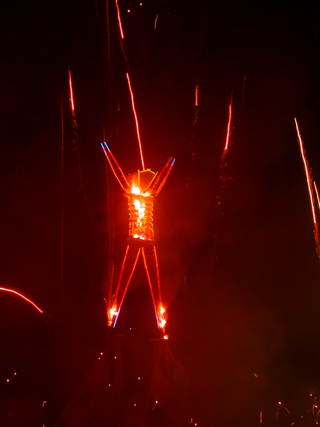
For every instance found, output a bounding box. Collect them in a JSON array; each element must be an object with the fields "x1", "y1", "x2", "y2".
[{"x1": 101, "y1": 142, "x2": 175, "y2": 333}]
